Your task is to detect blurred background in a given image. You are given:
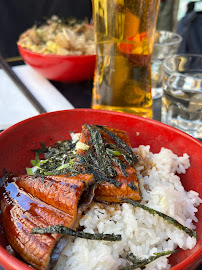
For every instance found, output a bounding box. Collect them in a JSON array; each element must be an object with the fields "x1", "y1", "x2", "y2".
[
  {"x1": 0, "y1": 0, "x2": 202, "y2": 59},
  {"x1": 0, "y1": 0, "x2": 92, "y2": 58}
]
